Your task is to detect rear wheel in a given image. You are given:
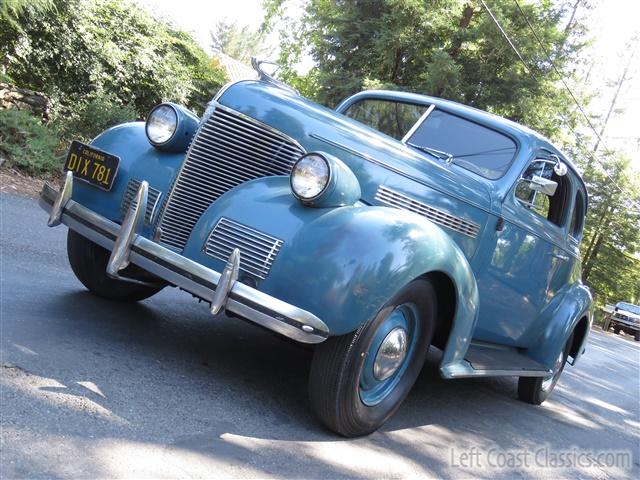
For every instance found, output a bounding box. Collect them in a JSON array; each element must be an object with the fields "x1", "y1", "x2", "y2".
[
  {"x1": 518, "y1": 335, "x2": 572, "y2": 405},
  {"x1": 634, "y1": 331, "x2": 640, "y2": 342},
  {"x1": 613, "y1": 326, "x2": 621, "y2": 335},
  {"x1": 308, "y1": 279, "x2": 436, "y2": 437},
  {"x1": 67, "y1": 229, "x2": 163, "y2": 302}
]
